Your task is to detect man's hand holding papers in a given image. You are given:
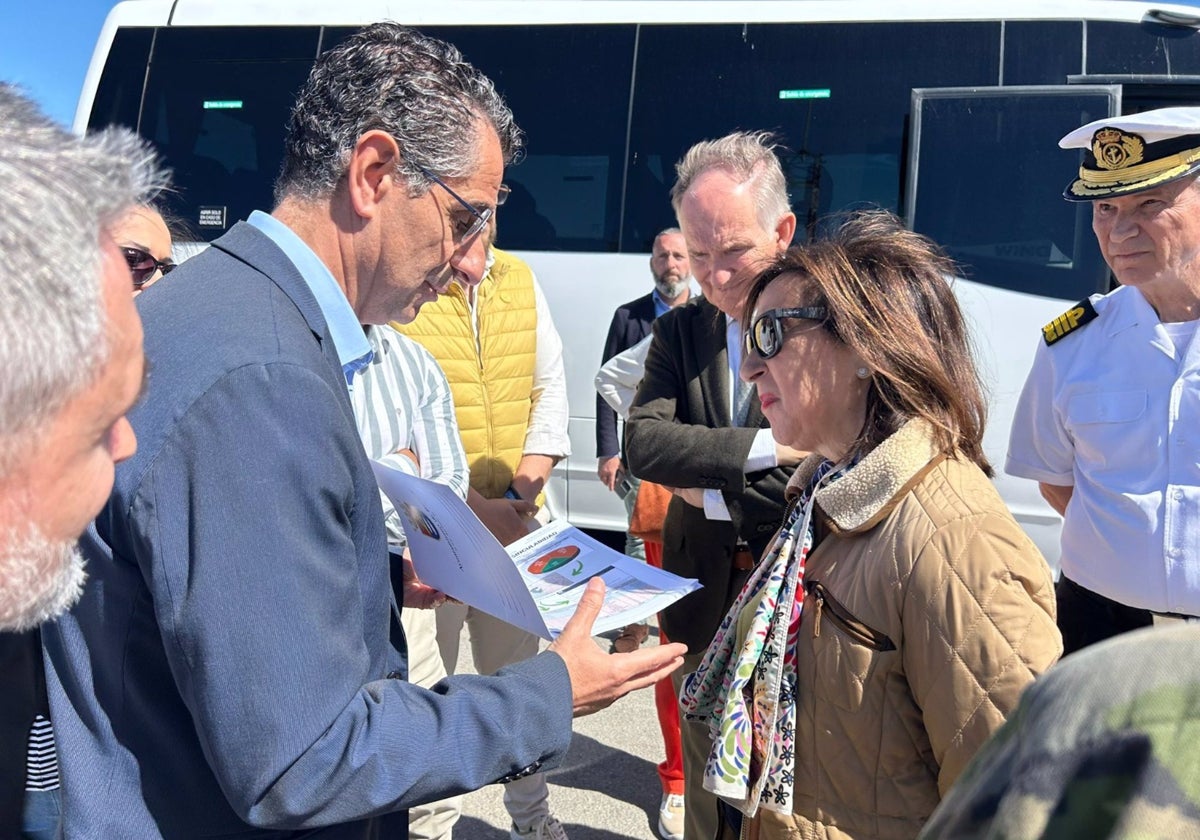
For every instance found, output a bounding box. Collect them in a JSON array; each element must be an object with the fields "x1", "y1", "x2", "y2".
[{"x1": 548, "y1": 577, "x2": 688, "y2": 716}]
